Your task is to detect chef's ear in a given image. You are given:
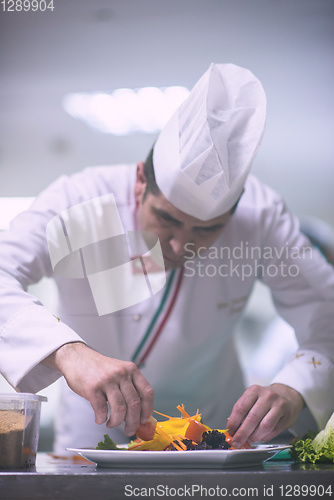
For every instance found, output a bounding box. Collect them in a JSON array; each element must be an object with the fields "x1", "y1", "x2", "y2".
[{"x1": 134, "y1": 162, "x2": 147, "y2": 202}]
